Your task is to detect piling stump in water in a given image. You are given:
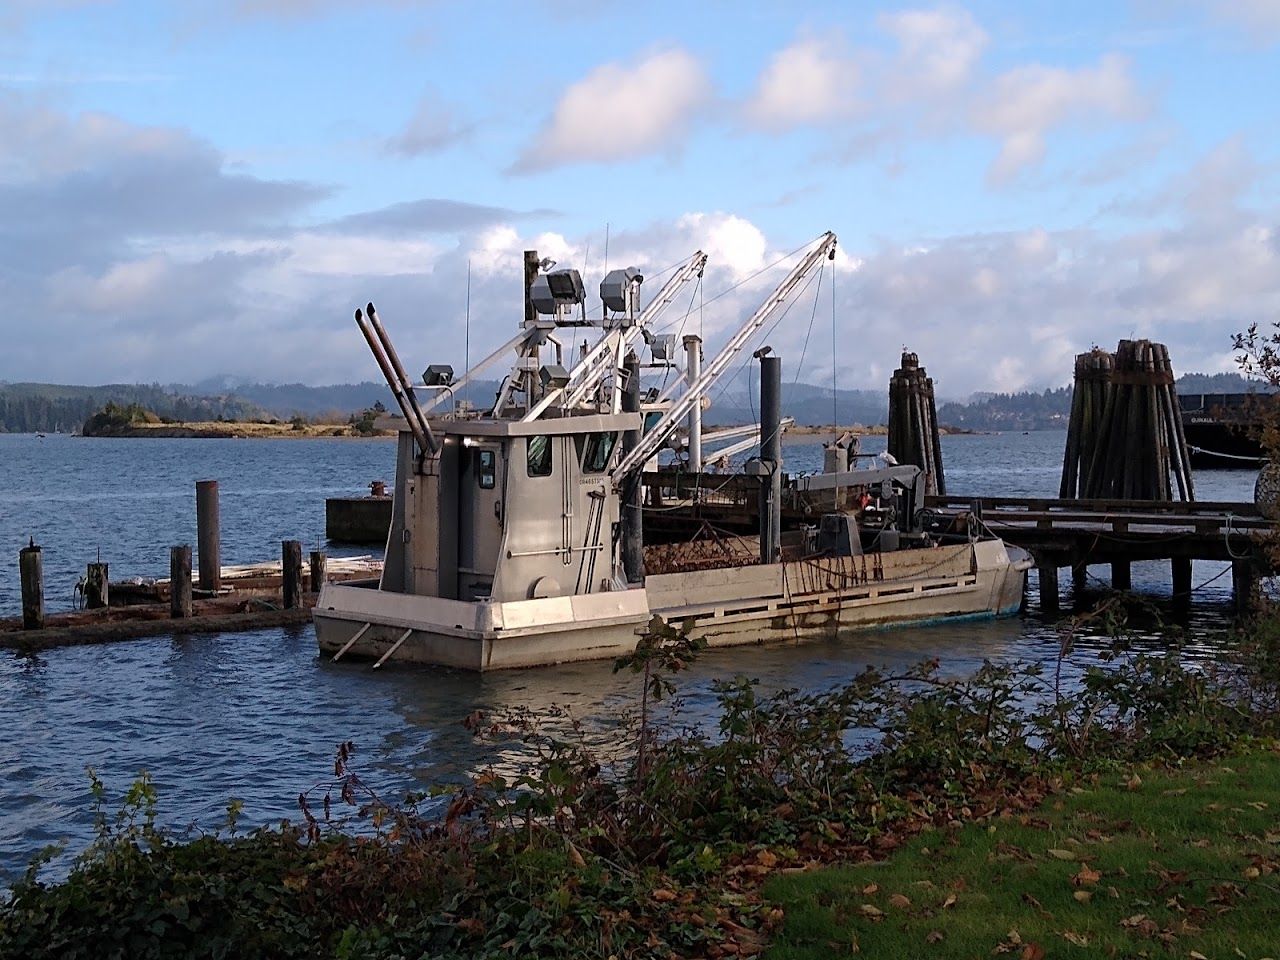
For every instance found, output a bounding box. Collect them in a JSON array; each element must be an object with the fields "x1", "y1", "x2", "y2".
[
  {"x1": 310, "y1": 551, "x2": 326, "y2": 593},
  {"x1": 887, "y1": 351, "x2": 945, "y2": 495},
  {"x1": 196, "y1": 480, "x2": 221, "y2": 591},
  {"x1": 84, "y1": 562, "x2": 109, "y2": 609},
  {"x1": 282, "y1": 541, "x2": 303, "y2": 609},
  {"x1": 170, "y1": 545, "x2": 192, "y2": 619},
  {"x1": 19, "y1": 540, "x2": 44, "y2": 630}
]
